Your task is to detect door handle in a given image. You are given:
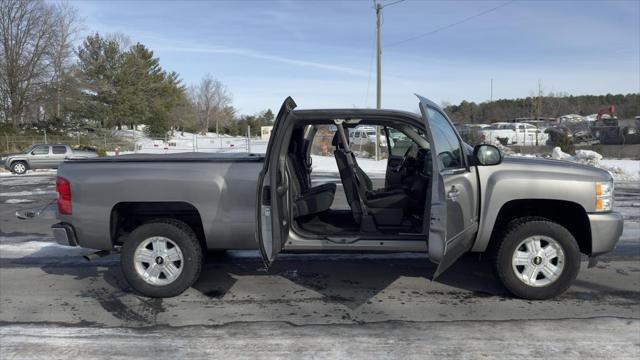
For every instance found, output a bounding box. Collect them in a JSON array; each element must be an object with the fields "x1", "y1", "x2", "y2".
[{"x1": 447, "y1": 186, "x2": 460, "y2": 201}]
